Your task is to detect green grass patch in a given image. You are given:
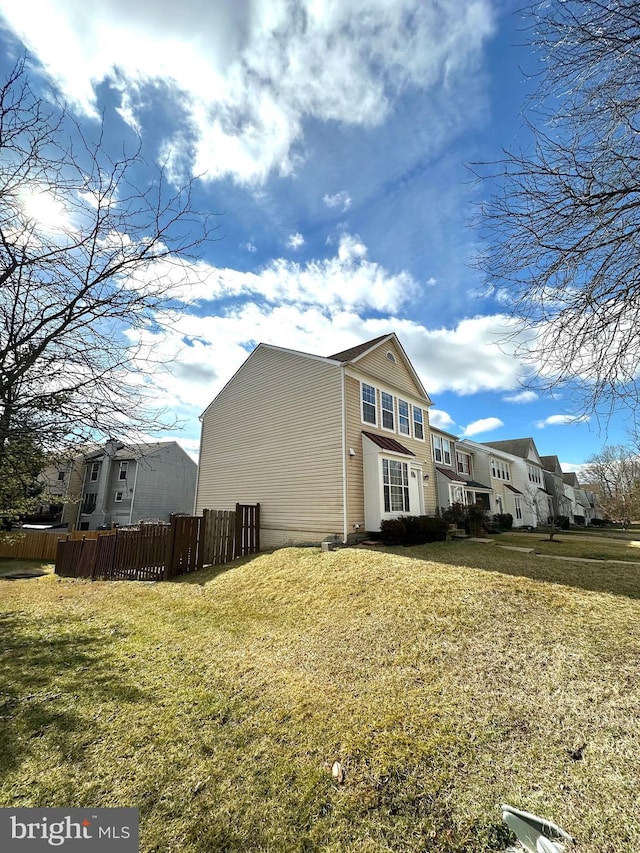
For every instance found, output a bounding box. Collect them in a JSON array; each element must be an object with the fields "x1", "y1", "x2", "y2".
[
  {"x1": 496, "y1": 531, "x2": 640, "y2": 562},
  {"x1": 1, "y1": 544, "x2": 639, "y2": 851}
]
